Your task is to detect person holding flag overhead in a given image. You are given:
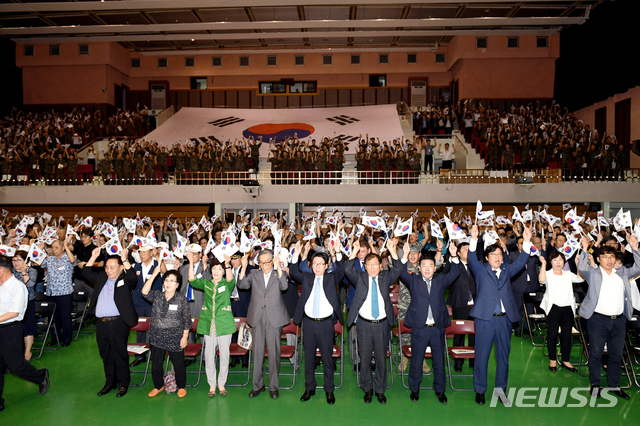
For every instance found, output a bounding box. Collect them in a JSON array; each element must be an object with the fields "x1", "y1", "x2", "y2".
[
  {"x1": 468, "y1": 223, "x2": 533, "y2": 406},
  {"x1": 178, "y1": 244, "x2": 207, "y2": 366},
  {"x1": 83, "y1": 247, "x2": 138, "y2": 398}
]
